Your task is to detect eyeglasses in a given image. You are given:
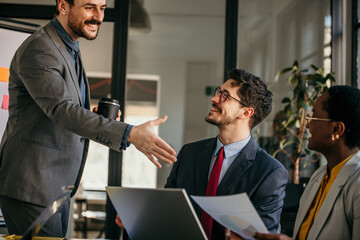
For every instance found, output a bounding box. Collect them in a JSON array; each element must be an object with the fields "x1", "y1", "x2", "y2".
[
  {"x1": 214, "y1": 87, "x2": 249, "y2": 107},
  {"x1": 305, "y1": 114, "x2": 332, "y2": 125}
]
